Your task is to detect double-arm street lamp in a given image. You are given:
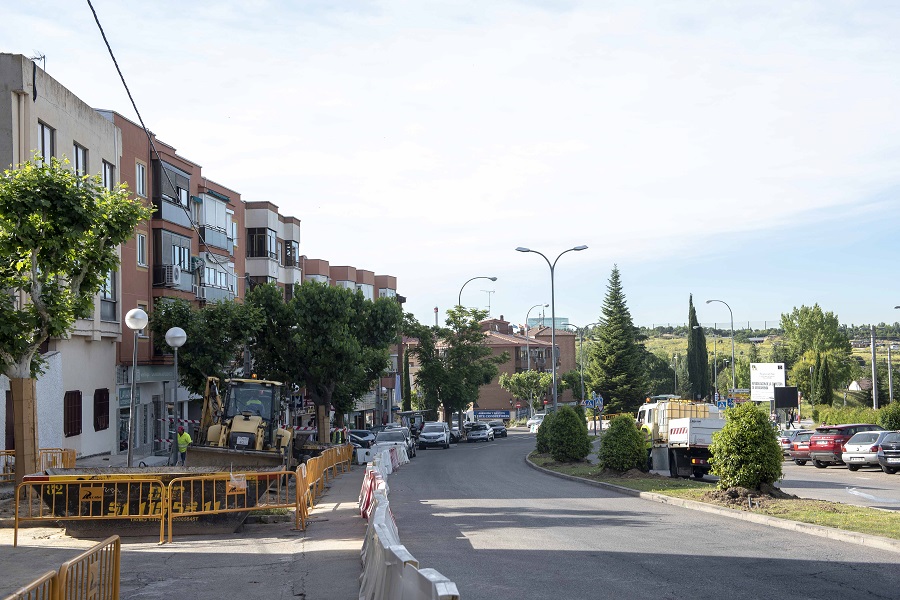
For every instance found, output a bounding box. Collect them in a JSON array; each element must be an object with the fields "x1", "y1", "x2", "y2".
[
  {"x1": 516, "y1": 245, "x2": 588, "y2": 411},
  {"x1": 458, "y1": 276, "x2": 497, "y2": 307},
  {"x1": 707, "y1": 299, "x2": 736, "y2": 393},
  {"x1": 525, "y1": 303, "x2": 549, "y2": 371},
  {"x1": 566, "y1": 322, "x2": 601, "y2": 403}
]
